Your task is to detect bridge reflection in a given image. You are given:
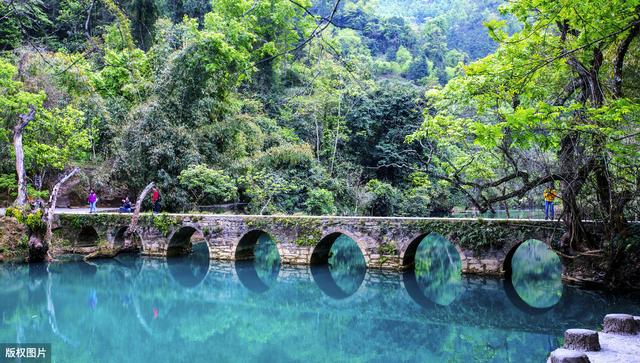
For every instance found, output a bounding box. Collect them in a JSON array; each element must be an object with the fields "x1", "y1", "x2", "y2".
[
  {"x1": 159, "y1": 232, "x2": 564, "y2": 310},
  {"x1": 504, "y1": 239, "x2": 564, "y2": 313},
  {"x1": 167, "y1": 242, "x2": 210, "y2": 288},
  {"x1": 412, "y1": 232, "x2": 462, "y2": 306},
  {"x1": 234, "y1": 231, "x2": 280, "y2": 293},
  {"x1": 1, "y1": 252, "x2": 636, "y2": 352},
  {"x1": 310, "y1": 233, "x2": 366, "y2": 299}
]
